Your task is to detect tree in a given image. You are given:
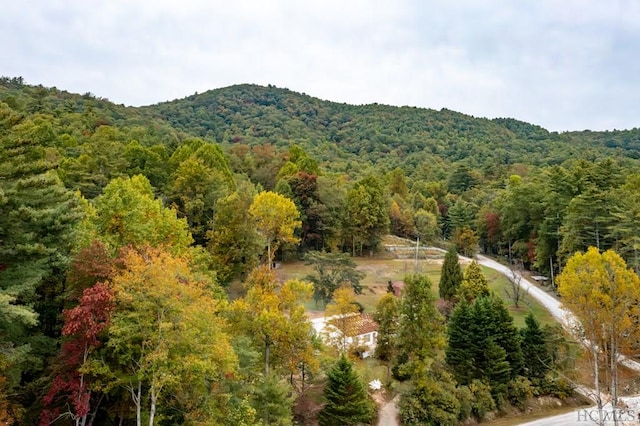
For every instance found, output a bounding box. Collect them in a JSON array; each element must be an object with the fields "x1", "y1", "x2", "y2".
[
  {"x1": 207, "y1": 183, "x2": 262, "y2": 284},
  {"x1": 395, "y1": 274, "x2": 445, "y2": 379},
  {"x1": 249, "y1": 191, "x2": 301, "y2": 267},
  {"x1": 324, "y1": 286, "x2": 361, "y2": 354},
  {"x1": 304, "y1": 251, "x2": 365, "y2": 306},
  {"x1": 374, "y1": 293, "x2": 400, "y2": 384},
  {"x1": 446, "y1": 295, "x2": 522, "y2": 398},
  {"x1": 318, "y1": 354, "x2": 375, "y2": 426},
  {"x1": 104, "y1": 246, "x2": 236, "y2": 426},
  {"x1": 504, "y1": 262, "x2": 527, "y2": 308},
  {"x1": 0, "y1": 116, "x2": 82, "y2": 406},
  {"x1": 287, "y1": 172, "x2": 328, "y2": 251},
  {"x1": 520, "y1": 313, "x2": 551, "y2": 380},
  {"x1": 343, "y1": 176, "x2": 389, "y2": 256},
  {"x1": 454, "y1": 226, "x2": 479, "y2": 258},
  {"x1": 41, "y1": 282, "x2": 114, "y2": 426},
  {"x1": 229, "y1": 266, "x2": 314, "y2": 377},
  {"x1": 93, "y1": 174, "x2": 193, "y2": 251},
  {"x1": 439, "y1": 246, "x2": 463, "y2": 301},
  {"x1": 167, "y1": 157, "x2": 233, "y2": 245},
  {"x1": 252, "y1": 376, "x2": 295, "y2": 426},
  {"x1": 458, "y1": 261, "x2": 490, "y2": 303},
  {"x1": 399, "y1": 368, "x2": 461, "y2": 426},
  {"x1": 414, "y1": 208, "x2": 439, "y2": 242},
  {"x1": 557, "y1": 247, "x2": 640, "y2": 424}
]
